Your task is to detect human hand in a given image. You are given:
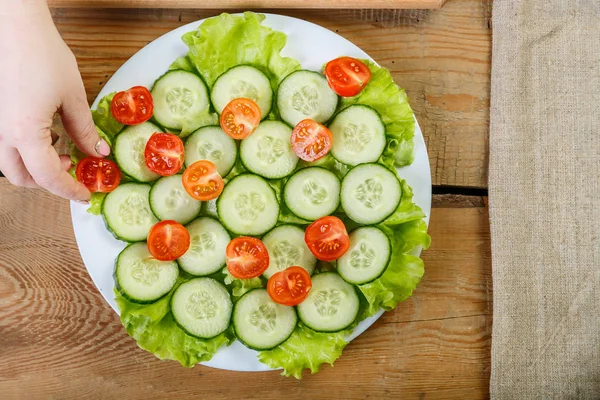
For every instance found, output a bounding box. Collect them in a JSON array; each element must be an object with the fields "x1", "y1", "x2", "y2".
[{"x1": 0, "y1": 0, "x2": 110, "y2": 201}]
